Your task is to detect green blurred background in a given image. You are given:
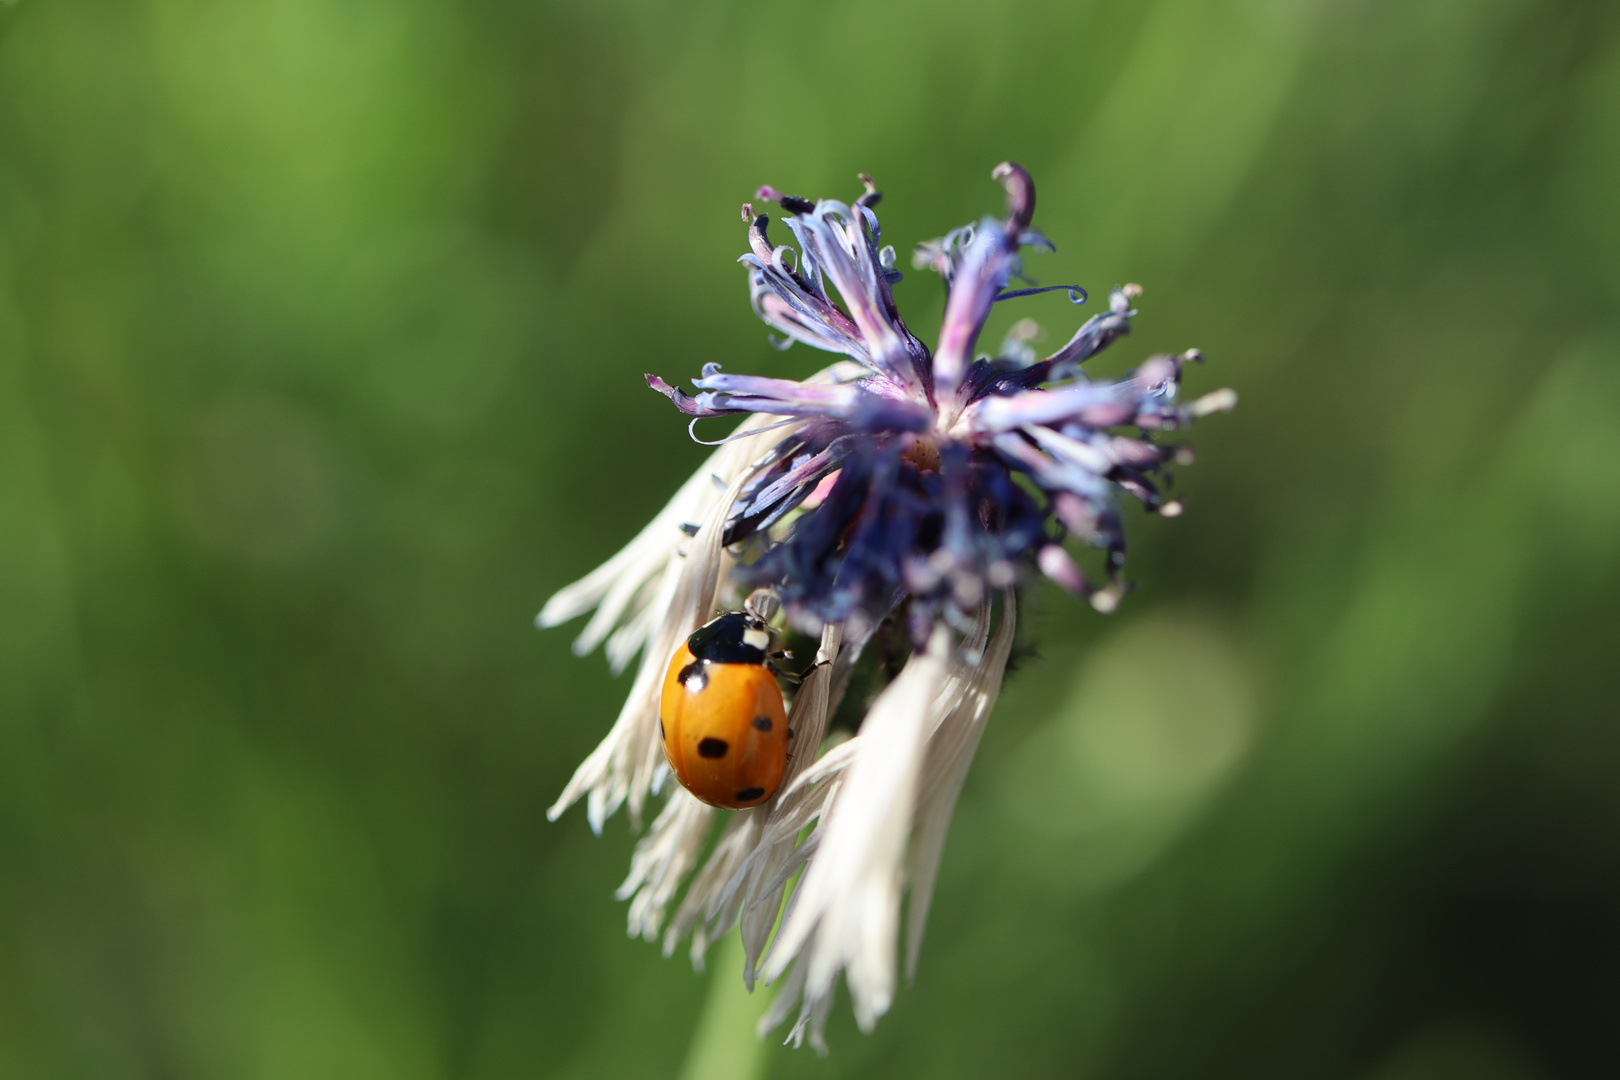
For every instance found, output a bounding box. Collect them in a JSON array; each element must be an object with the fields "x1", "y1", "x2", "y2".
[{"x1": 2, "y1": 0, "x2": 1617, "y2": 1076}]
